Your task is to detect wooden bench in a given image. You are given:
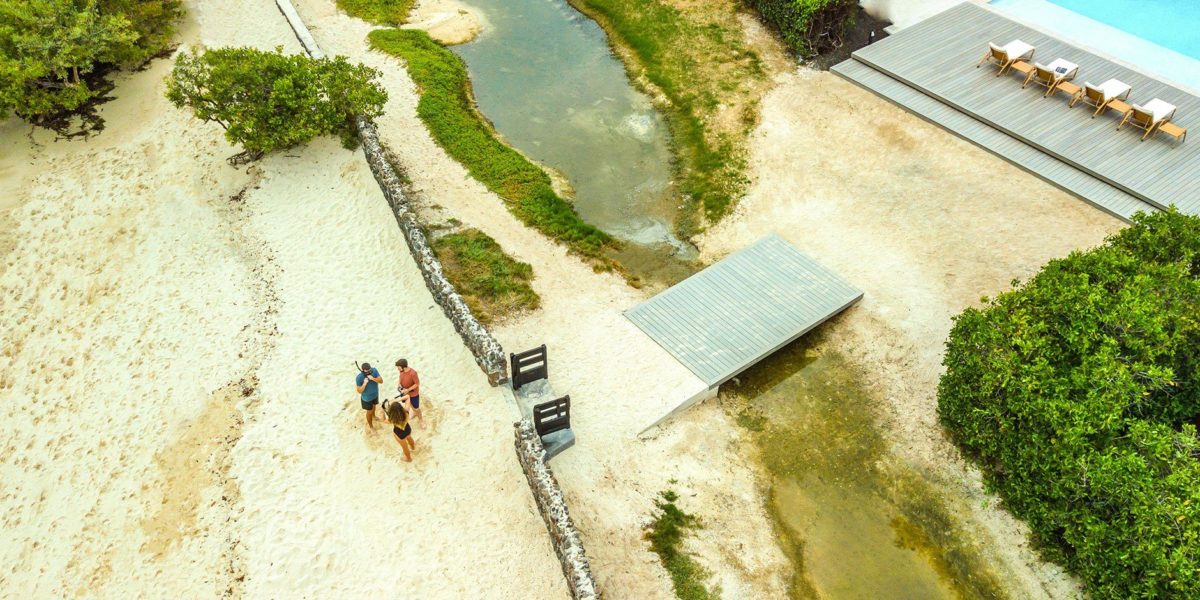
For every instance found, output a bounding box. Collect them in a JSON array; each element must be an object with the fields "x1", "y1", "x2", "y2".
[
  {"x1": 533, "y1": 396, "x2": 575, "y2": 461},
  {"x1": 510, "y1": 345, "x2": 548, "y2": 391},
  {"x1": 1158, "y1": 121, "x2": 1188, "y2": 144},
  {"x1": 510, "y1": 345, "x2": 577, "y2": 461}
]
